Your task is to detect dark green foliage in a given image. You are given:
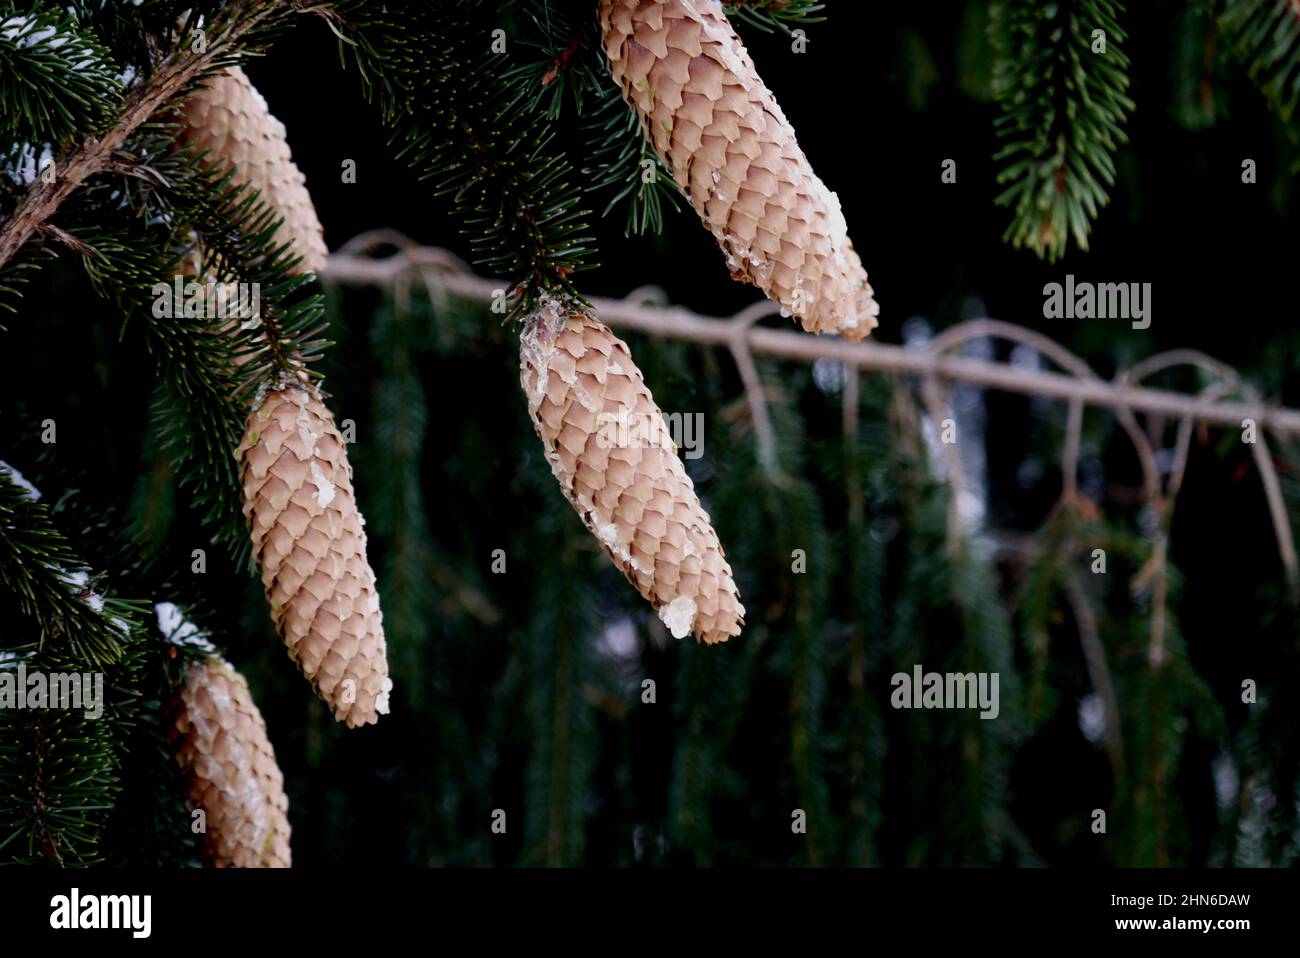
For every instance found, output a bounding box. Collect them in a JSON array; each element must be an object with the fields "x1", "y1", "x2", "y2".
[
  {"x1": 0, "y1": 2, "x2": 122, "y2": 145},
  {"x1": 724, "y1": 1, "x2": 826, "y2": 35},
  {"x1": 991, "y1": 0, "x2": 1134, "y2": 260},
  {"x1": 0, "y1": 467, "x2": 154, "y2": 865},
  {"x1": 1220, "y1": 0, "x2": 1300, "y2": 123},
  {"x1": 0, "y1": 466, "x2": 134, "y2": 666},
  {"x1": 585, "y1": 90, "x2": 683, "y2": 237},
  {"x1": 518, "y1": 486, "x2": 601, "y2": 866},
  {"x1": 340, "y1": 0, "x2": 596, "y2": 320},
  {"x1": 1169, "y1": 1, "x2": 1229, "y2": 131}
]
